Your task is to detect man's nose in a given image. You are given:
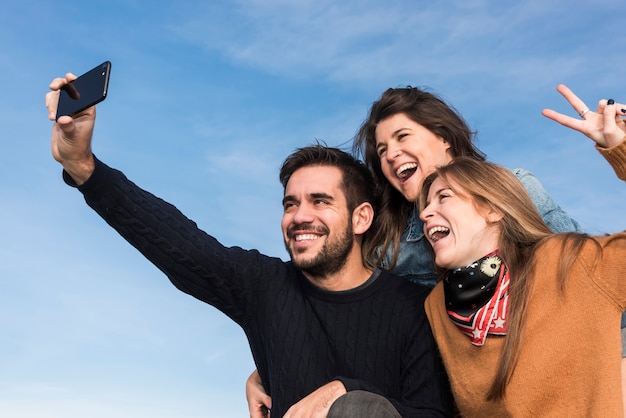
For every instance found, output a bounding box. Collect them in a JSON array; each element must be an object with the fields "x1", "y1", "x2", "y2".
[{"x1": 292, "y1": 203, "x2": 315, "y2": 224}]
